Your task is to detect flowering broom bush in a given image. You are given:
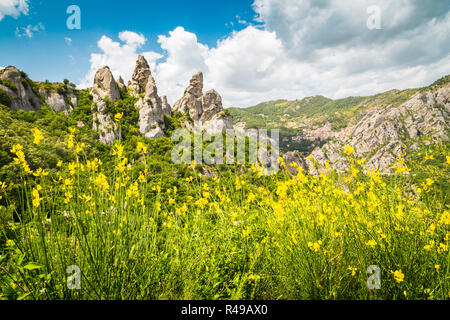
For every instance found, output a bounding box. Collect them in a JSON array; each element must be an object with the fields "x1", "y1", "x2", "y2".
[{"x1": 0, "y1": 127, "x2": 448, "y2": 300}]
